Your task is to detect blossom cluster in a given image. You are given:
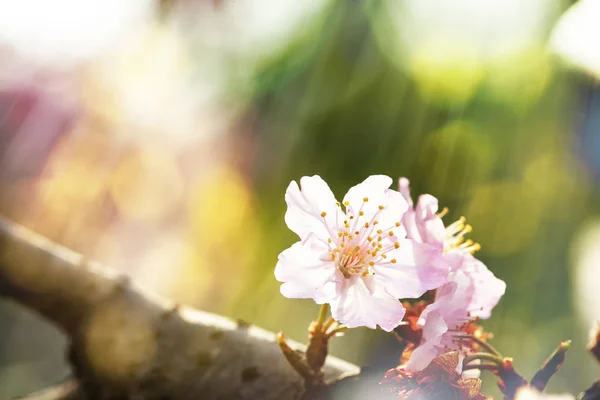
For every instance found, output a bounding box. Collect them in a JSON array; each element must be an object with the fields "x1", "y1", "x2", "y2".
[{"x1": 274, "y1": 175, "x2": 506, "y2": 372}]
